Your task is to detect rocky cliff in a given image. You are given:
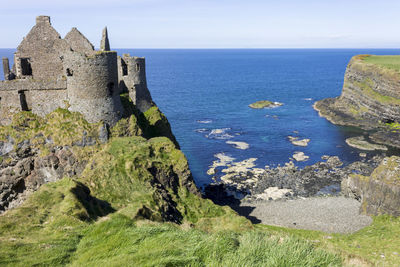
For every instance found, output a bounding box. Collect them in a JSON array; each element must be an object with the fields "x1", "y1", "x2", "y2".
[
  {"x1": 342, "y1": 156, "x2": 400, "y2": 217},
  {"x1": 0, "y1": 94, "x2": 193, "y2": 215},
  {"x1": 314, "y1": 55, "x2": 400, "y2": 148}
]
